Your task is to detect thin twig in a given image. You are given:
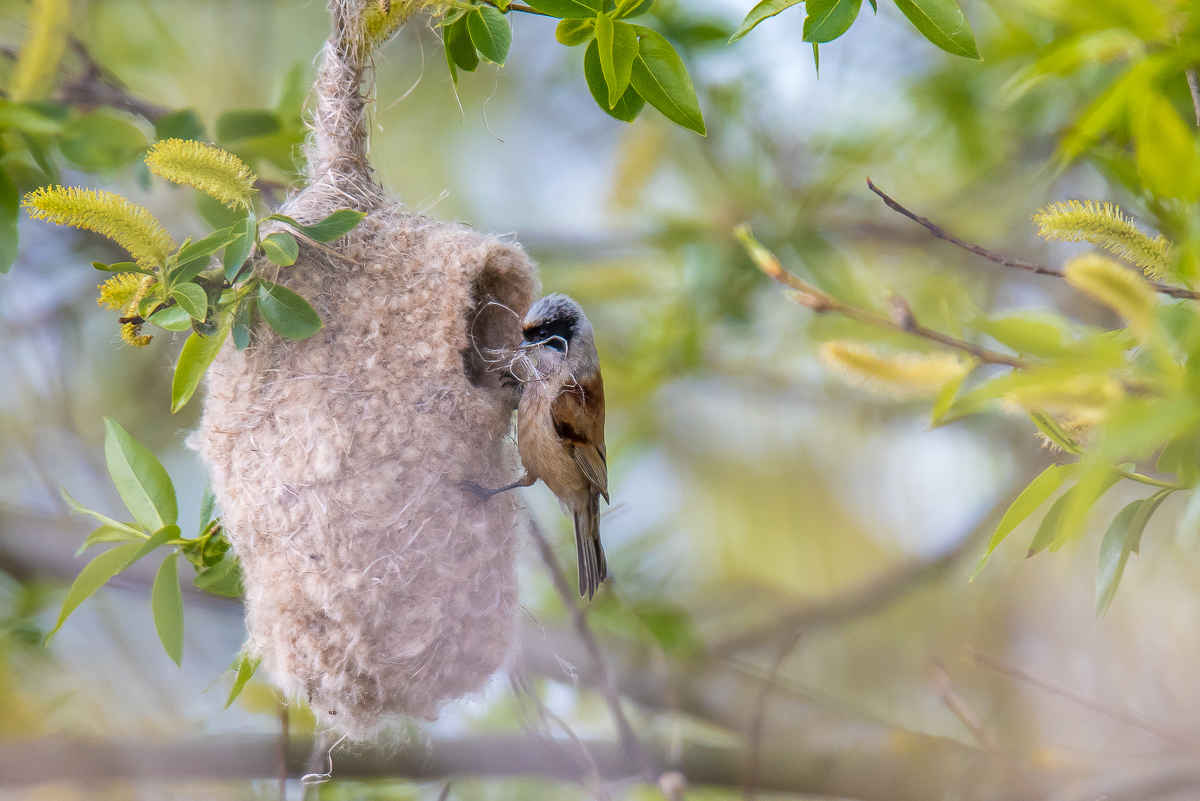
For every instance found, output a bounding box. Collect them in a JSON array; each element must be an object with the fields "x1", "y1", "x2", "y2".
[
  {"x1": 511, "y1": 670, "x2": 612, "y2": 800},
  {"x1": 866, "y1": 178, "x2": 1200, "y2": 301},
  {"x1": 1187, "y1": 68, "x2": 1200, "y2": 127},
  {"x1": 527, "y1": 518, "x2": 658, "y2": 782},
  {"x1": 739, "y1": 226, "x2": 1029, "y2": 369},
  {"x1": 965, "y1": 646, "x2": 1200, "y2": 753},
  {"x1": 278, "y1": 703, "x2": 289, "y2": 801},
  {"x1": 487, "y1": 1, "x2": 554, "y2": 15},
  {"x1": 743, "y1": 632, "x2": 801, "y2": 801},
  {"x1": 58, "y1": 38, "x2": 170, "y2": 123},
  {"x1": 929, "y1": 659, "x2": 1044, "y2": 801}
]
